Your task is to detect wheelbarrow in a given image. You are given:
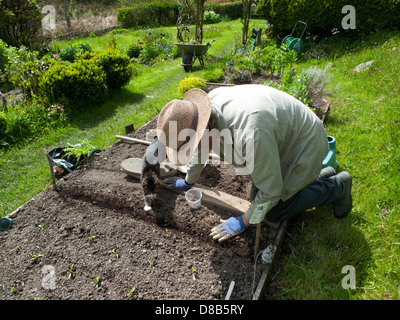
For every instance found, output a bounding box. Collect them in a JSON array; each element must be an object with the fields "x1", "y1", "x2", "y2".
[
  {"x1": 174, "y1": 40, "x2": 214, "y2": 72},
  {"x1": 281, "y1": 21, "x2": 307, "y2": 53}
]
